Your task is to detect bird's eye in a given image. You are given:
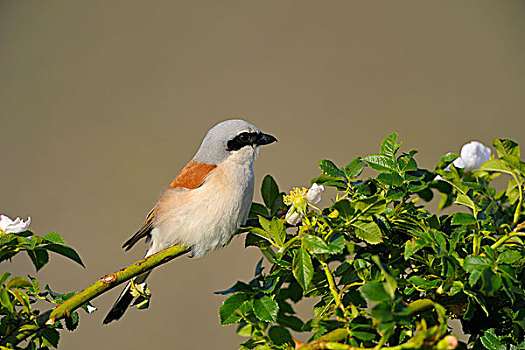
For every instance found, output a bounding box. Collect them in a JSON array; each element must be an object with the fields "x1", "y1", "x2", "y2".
[{"x1": 238, "y1": 133, "x2": 250, "y2": 143}]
